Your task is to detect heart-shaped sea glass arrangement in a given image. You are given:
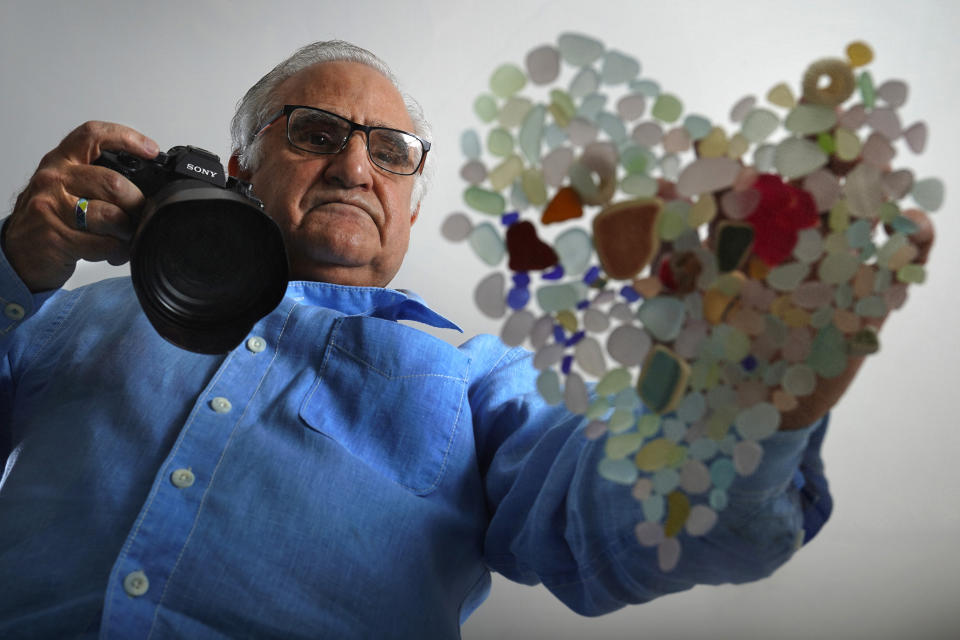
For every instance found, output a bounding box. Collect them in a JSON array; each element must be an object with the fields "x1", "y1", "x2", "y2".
[{"x1": 441, "y1": 34, "x2": 943, "y2": 571}]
